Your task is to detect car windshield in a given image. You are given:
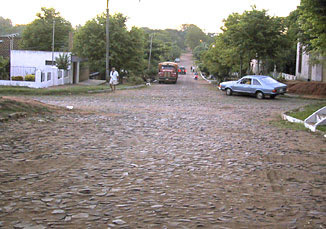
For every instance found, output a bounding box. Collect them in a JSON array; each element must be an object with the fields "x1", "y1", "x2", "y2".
[
  {"x1": 161, "y1": 65, "x2": 175, "y2": 70},
  {"x1": 260, "y1": 77, "x2": 279, "y2": 84}
]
